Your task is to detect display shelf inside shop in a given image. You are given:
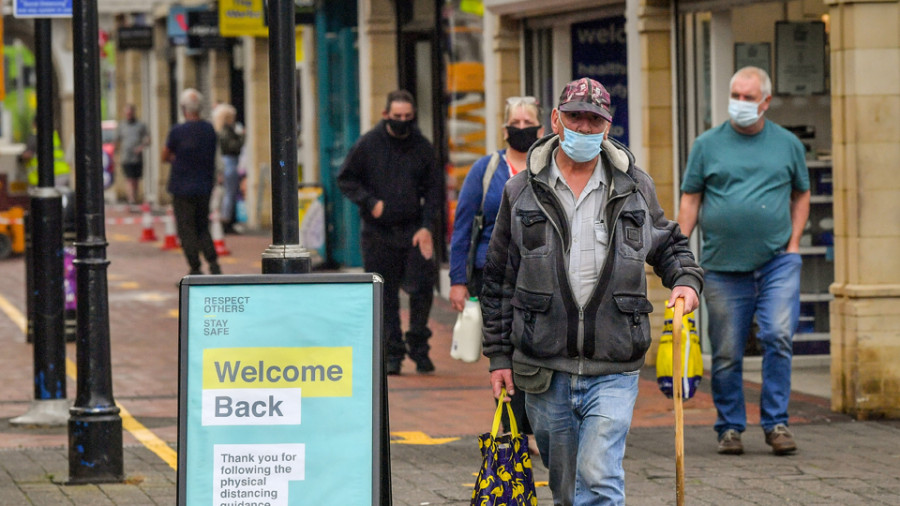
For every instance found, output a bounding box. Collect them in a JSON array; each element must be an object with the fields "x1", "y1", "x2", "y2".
[{"x1": 796, "y1": 159, "x2": 833, "y2": 356}]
